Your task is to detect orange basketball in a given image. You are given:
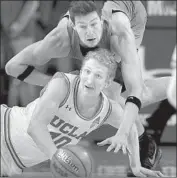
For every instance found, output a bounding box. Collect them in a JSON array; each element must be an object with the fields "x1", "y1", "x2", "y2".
[{"x1": 50, "y1": 145, "x2": 93, "y2": 177}]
